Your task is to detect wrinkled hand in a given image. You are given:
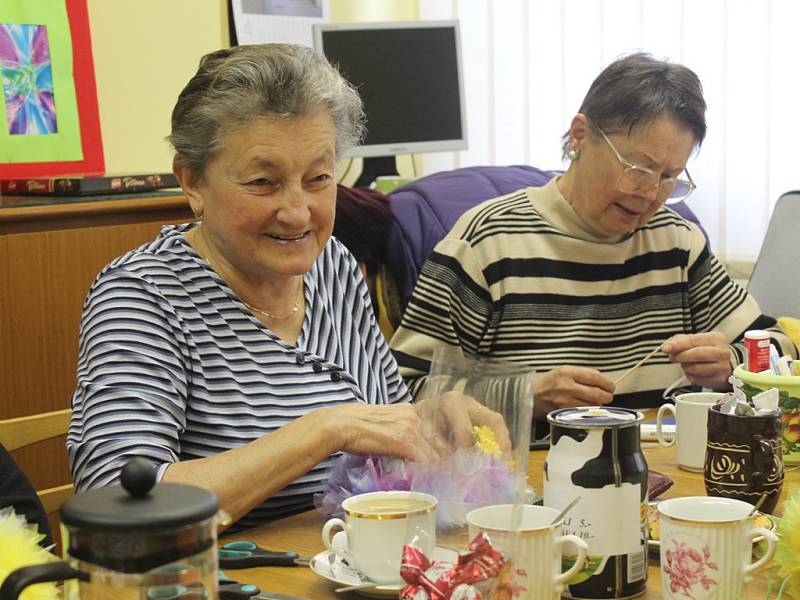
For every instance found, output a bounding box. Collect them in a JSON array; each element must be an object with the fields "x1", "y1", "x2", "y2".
[
  {"x1": 416, "y1": 391, "x2": 512, "y2": 457},
  {"x1": 533, "y1": 366, "x2": 614, "y2": 419},
  {"x1": 661, "y1": 332, "x2": 733, "y2": 389},
  {"x1": 324, "y1": 403, "x2": 438, "y2": 462}
]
